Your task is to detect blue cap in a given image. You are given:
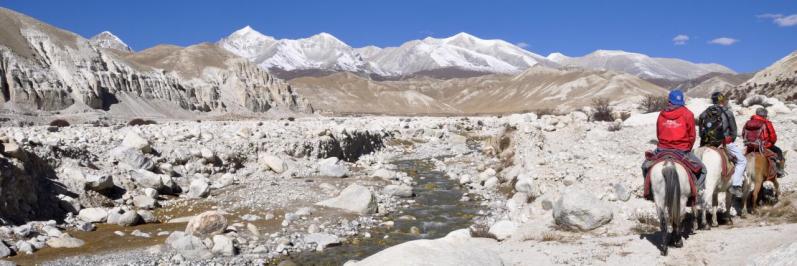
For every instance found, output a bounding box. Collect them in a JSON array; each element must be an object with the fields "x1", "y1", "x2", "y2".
[{"x1": 668, "y1": 89, "x2": 685, "y2": 106}]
